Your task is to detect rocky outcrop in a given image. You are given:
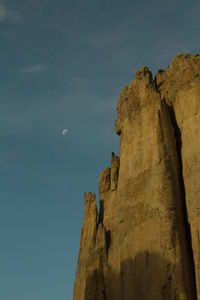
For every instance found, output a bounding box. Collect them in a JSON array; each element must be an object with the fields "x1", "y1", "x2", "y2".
[
  {"x1": 73, "y1": 54, "x2": 200, "y2": 300},
  {"x1": 155, "y1": 53, "x2": 200, "y2": 299}
]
